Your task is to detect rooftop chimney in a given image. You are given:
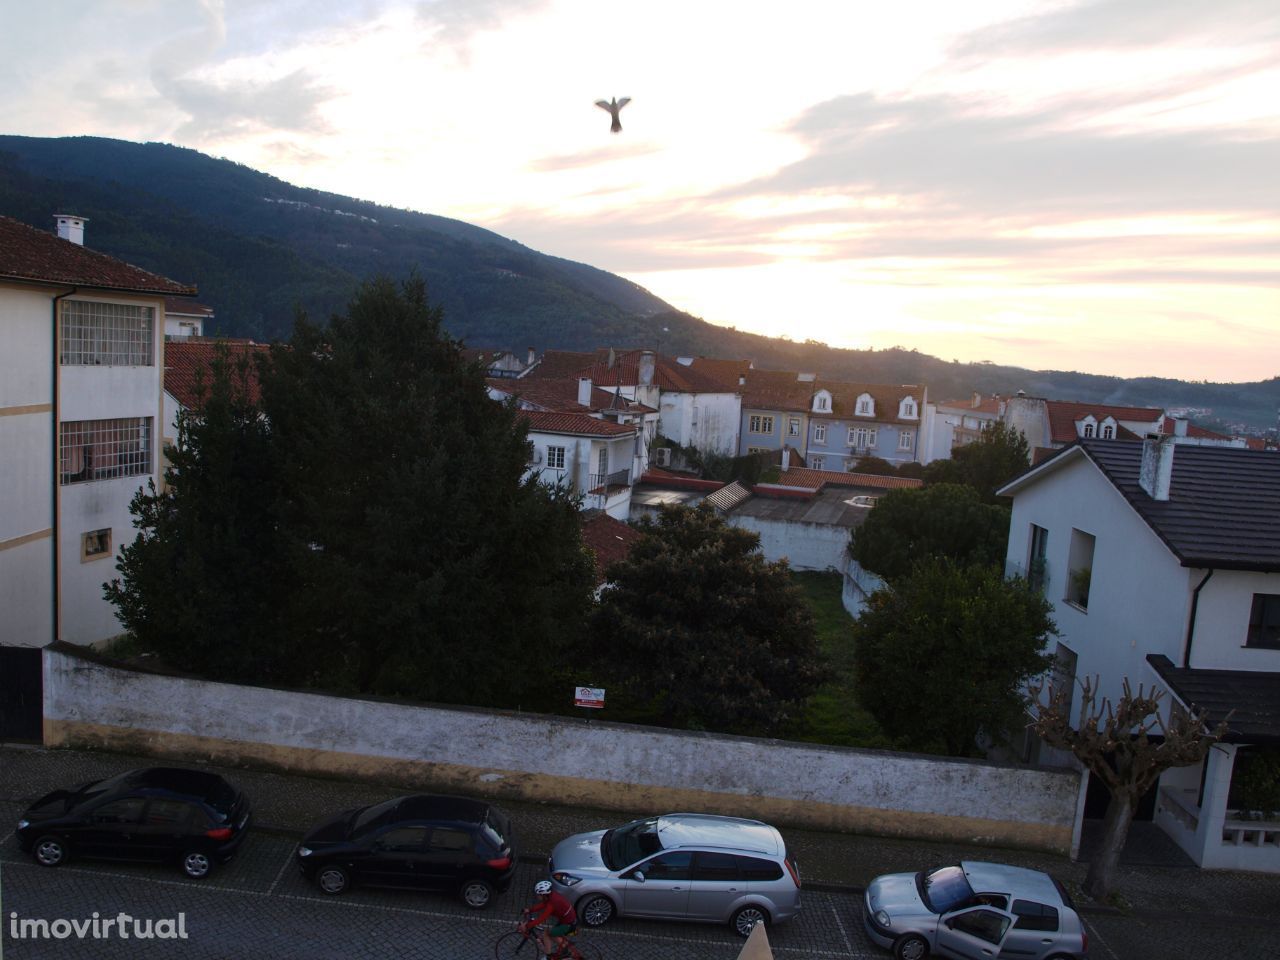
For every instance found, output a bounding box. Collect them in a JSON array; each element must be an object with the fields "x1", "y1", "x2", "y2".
[
  {"x1": 526, "y1": 346, "x2": 536, "y2": 367},
  {"x1": 971, "y1": 392, "x2": 982, "y2": 408},
  {"x1": 577, "y1": 377, "x2": 593, "y2": 407},
  {"x1": 55, "y1": 214, "x2": 86, "y2": 245},
  {"x1": 638, "y1": 350, "x2": 655, "y2": 387},
  {"x1": 1139, "y1": 433, "x2": 1175, "y2": 500},
  {"x1": 1172, "y1": 417, "x2": 1189, "y2": 438}
]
